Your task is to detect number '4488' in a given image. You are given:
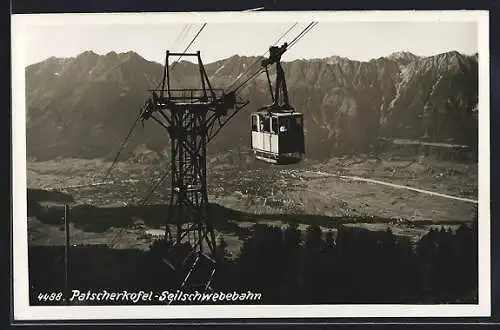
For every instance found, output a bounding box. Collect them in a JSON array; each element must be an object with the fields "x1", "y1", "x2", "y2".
[{"x1": 37, "y1": 292, "x2": 63, "y2": 301}]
